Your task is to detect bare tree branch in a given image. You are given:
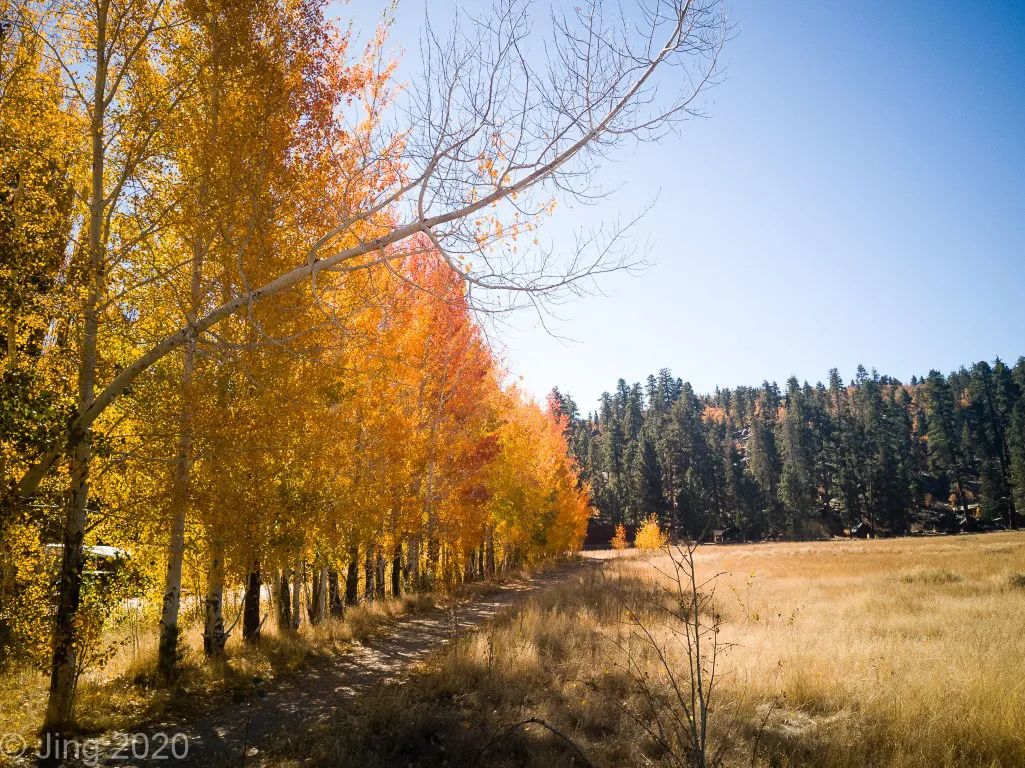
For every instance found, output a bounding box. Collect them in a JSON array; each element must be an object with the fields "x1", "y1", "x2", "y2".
[{"x1": 13, "y1": 0, "x2": 728, "y2": 502}]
